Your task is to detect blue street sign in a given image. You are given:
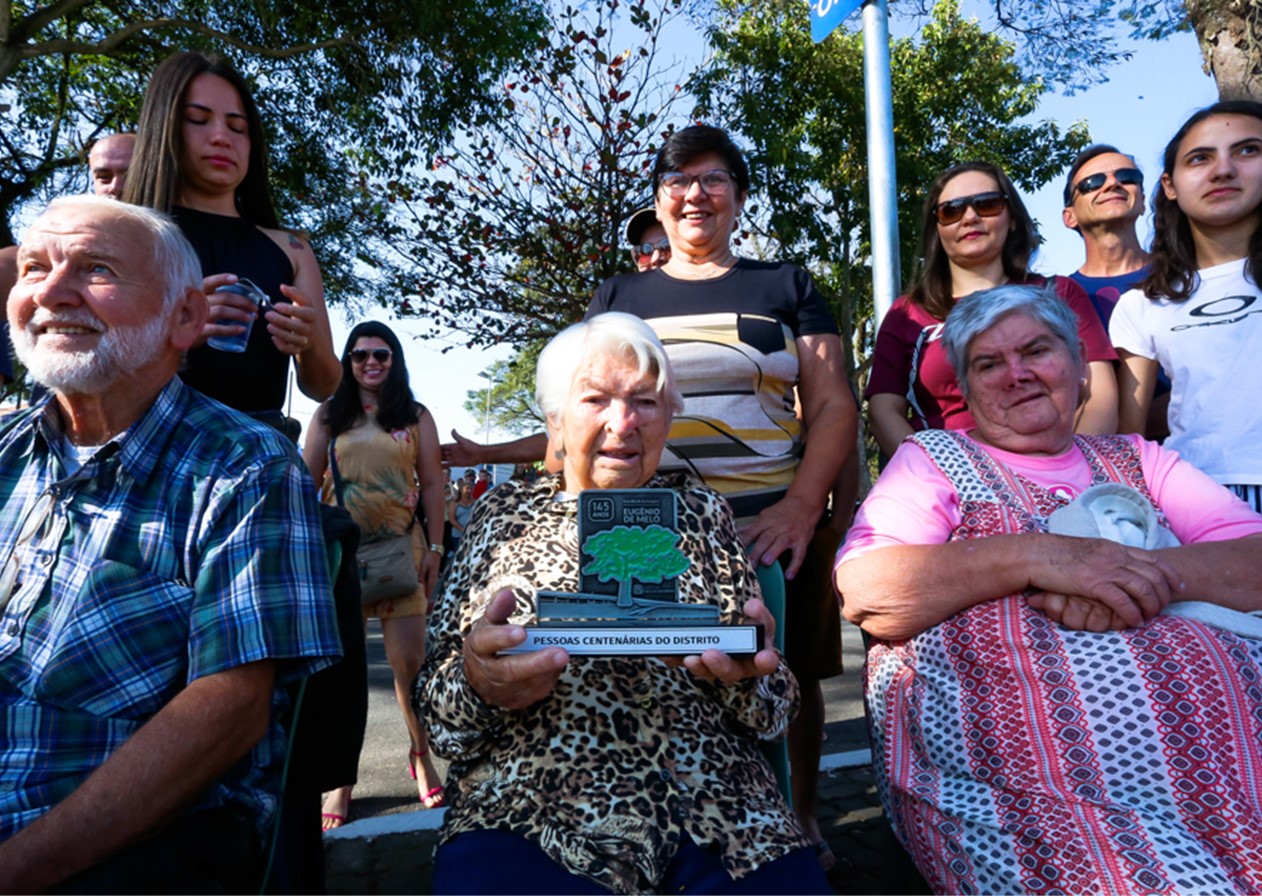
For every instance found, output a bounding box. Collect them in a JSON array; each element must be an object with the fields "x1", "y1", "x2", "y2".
[{"x1": 810, "y1": 0, "x2": 864, "y2": 43}]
